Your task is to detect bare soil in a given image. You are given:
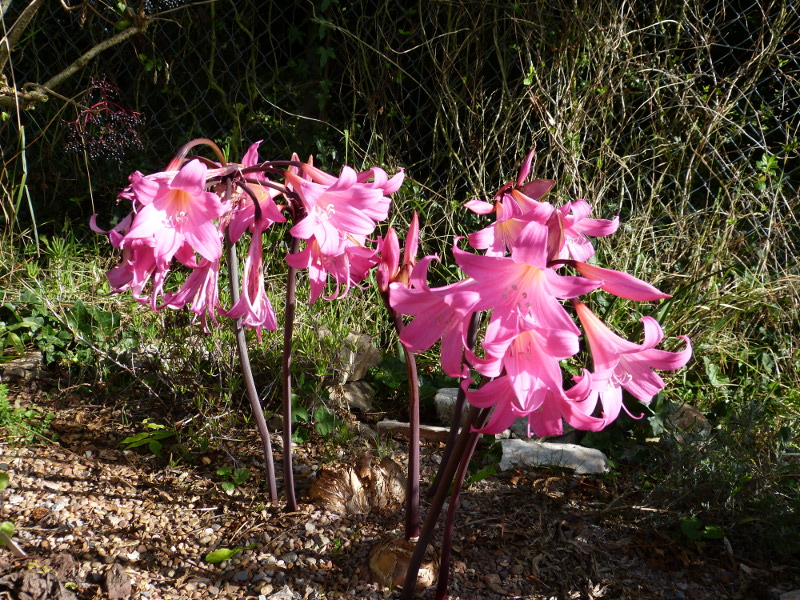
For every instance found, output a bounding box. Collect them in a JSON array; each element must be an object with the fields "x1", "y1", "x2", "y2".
[{"x1": 1, "y1": 381, "x2": 798, "y2": 600}]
